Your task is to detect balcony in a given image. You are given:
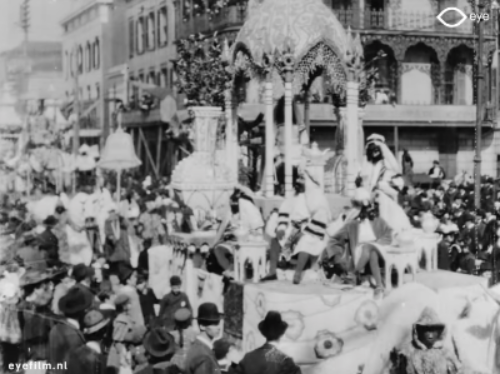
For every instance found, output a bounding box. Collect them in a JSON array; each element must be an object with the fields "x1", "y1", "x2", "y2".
[
  {"x1": 176, "y1": 1, "x2": 498, "y2": 40},
  {"x1": 178, "y1": 4, "x2": 246, "y2": 39},
  {"x1": 334, "y1": 8, "x2": 498, "y2": 36}
]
